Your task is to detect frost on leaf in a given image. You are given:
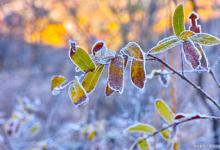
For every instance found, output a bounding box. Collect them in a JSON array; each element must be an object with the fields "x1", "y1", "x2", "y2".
[
  {"x1": 105, "y1": 82, "x2": 114, "y2": 96},
  {"x1": 51, "y1": 75, "x2": 66, "y2": 95},
  {"x1": 108, "y1": 56, "x2": 124, "y2": 93},
  {"x1": 69, "y1": 42, "x2": 96, "y2": 73},
  {"x1": 182, "y1": 40, "x2": 201, "y2": 69},
  {"x1": 179, "y1": 30, "x2": 194, "y2": 41},
  {"x1": 122, "y1": 54, "x2": 129, "y2": 68},
  {"x1": 150, "y1": 38, "x2": 180, "y2": 54},
  {"x1": 127, "y1": 123, "x2": 155, "y2": 134},
  {"x1": 160, "y1": 127, "x2": 171, "y2": 141},
  {"x1": 158, "y1": 70, "x2": 170, "y2": 87},
  {"x1": 173, "y1": 4, "x2": 185, "y2": 37},
  {"x1": 195, "y1": 44, "x2": 208, "y2": 69},
  {"x1": 69, "y1": 78, "x2": 88, "y2": 107},
  {"x1": 131, "y1": 59, "x2": 146, "y2": 89},
  {"x1": 82, "y1": 64, "x2": 104, "y2": 94},
  {"x1": 121, "y1": 42, "x2": 144, "y2": 61},
  {"x1": 190, "y1": 33, "x2": 220, "y2": 46},
  {"x1": 158, "y1": 36, "x2": 176, "y2": 44},
  {"x1": 91, "y1": 40, "x2": 116, "y2": 64},
  {"x1": 137, "y1": 138, "x2": 149, "y2": 150},
  {"x1": 155, "y1": 99, "x2": 175, "y2": 124}
]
